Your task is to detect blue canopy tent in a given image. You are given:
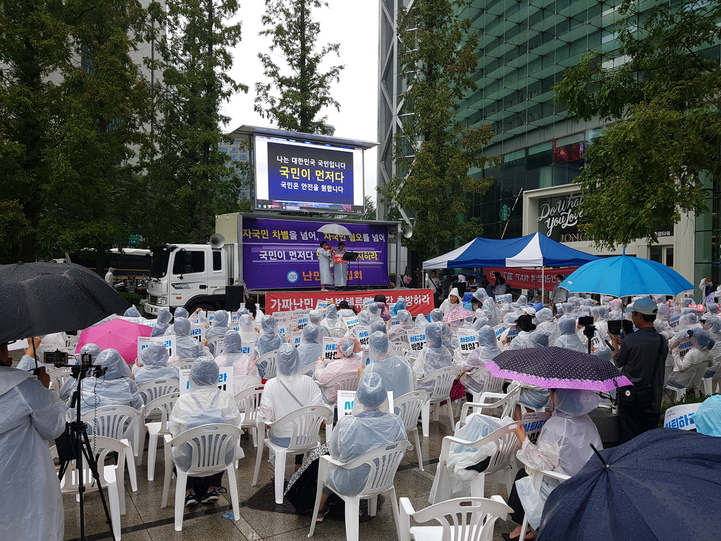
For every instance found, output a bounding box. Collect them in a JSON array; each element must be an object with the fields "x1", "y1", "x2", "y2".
[{"x1": 422, "y1": 232, "x2": 600, "y2": 298}]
